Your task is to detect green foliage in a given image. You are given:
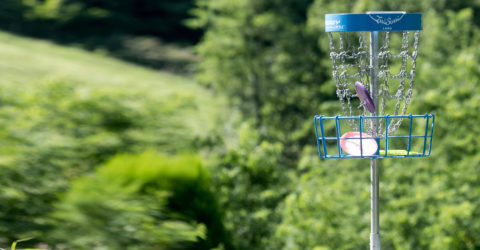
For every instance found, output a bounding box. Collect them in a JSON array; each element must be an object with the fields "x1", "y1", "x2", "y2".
[
  {"x1": 190, "y1": 2, "x2": 334, "y2": 246},
  {"x1": 192, "y1": 0, "x2": 331, "y2": 146},
  {"x1": 0, "y1": 80, "x2": 199, "y2": 241},
  {"x1": 2, "y1": 0, "x2": 480, "y2": 249},
  {"x1": 51, "y1": 151, "x2": 228, "y2": 249},
  {"x1": 0, "y1": 0, "x2": 28, "y2": 28},
  {"x1": 0, "y1": 31, "x2": 224, "y2": 247},
  {"x1": 193, "y1": 0, "x2": 480, "y2": 249},
  {"x1": 54, "y1": 0, "x2": 200, "y2": 40},
  {"x1": 0, "y1": 0, "x2": 202, "y2": 72},
  {"x1": 10, "y1": 237, "x2": 40, "y2": 250},
  {"x1": 271, "y1": 6, "x2": 480, "y2": 250},
  {"x1": 272, "y1": 158, "x2": 370, "y2": 250},
  {"x1": 0, "y1": 0, "x2": 201, "y2": 43},
  {"x1": 207, "y1": 123, "x2": 291, "y2": 249}
]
